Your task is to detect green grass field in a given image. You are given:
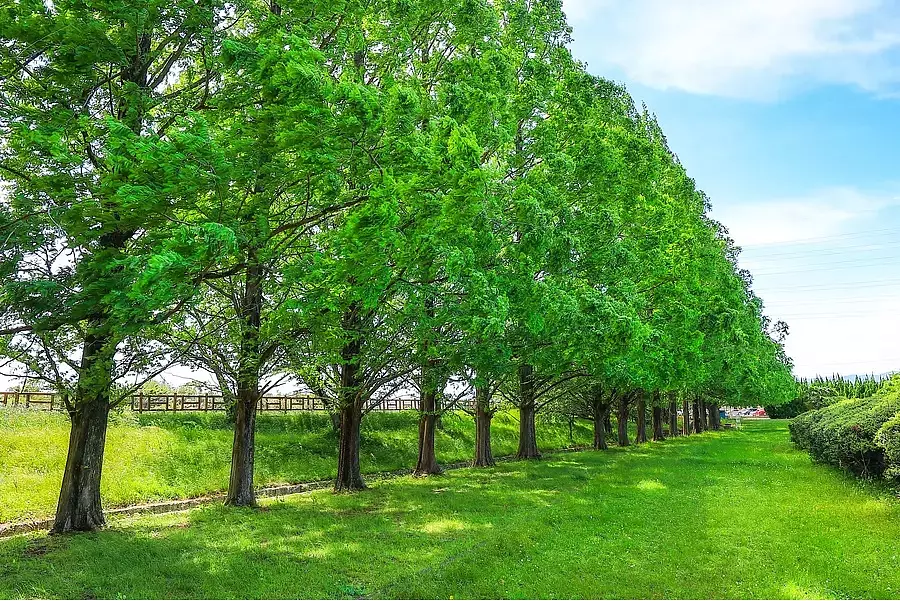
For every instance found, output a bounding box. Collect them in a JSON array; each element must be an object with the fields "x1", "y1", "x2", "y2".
[
  {"x1": 1, "y1": 420, "x2": 898, "y2": 599},
  {"x1": 0, "y1": 408, "x2": 592, "y2": 524}
]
